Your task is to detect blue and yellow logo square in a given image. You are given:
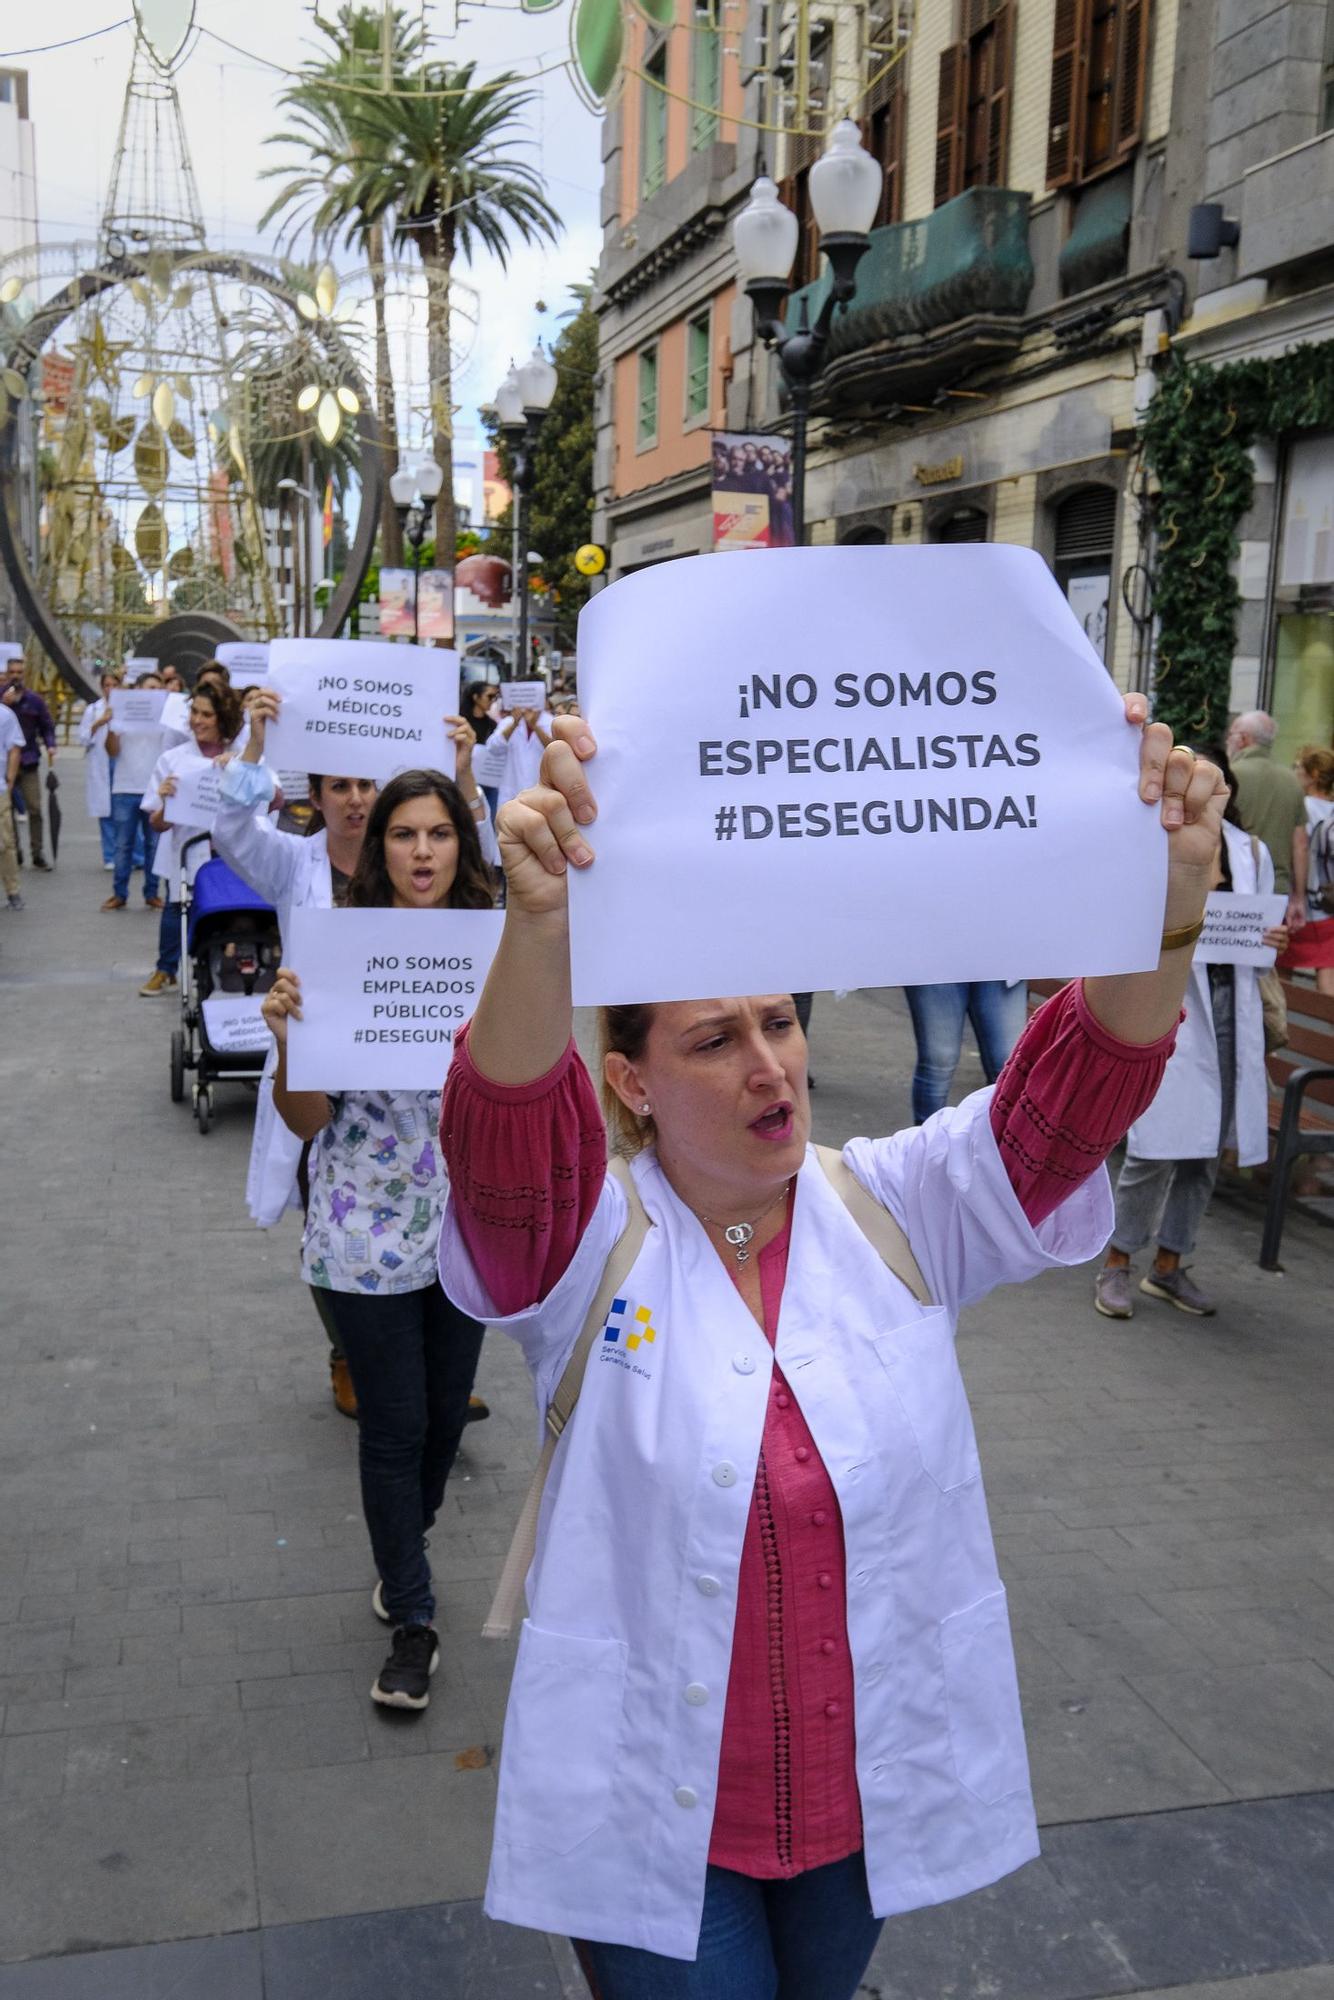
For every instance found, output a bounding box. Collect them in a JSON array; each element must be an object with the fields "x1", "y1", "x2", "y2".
[{"x1": 602, "y1": 1297, "x2": 659, "y2": 1351}]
